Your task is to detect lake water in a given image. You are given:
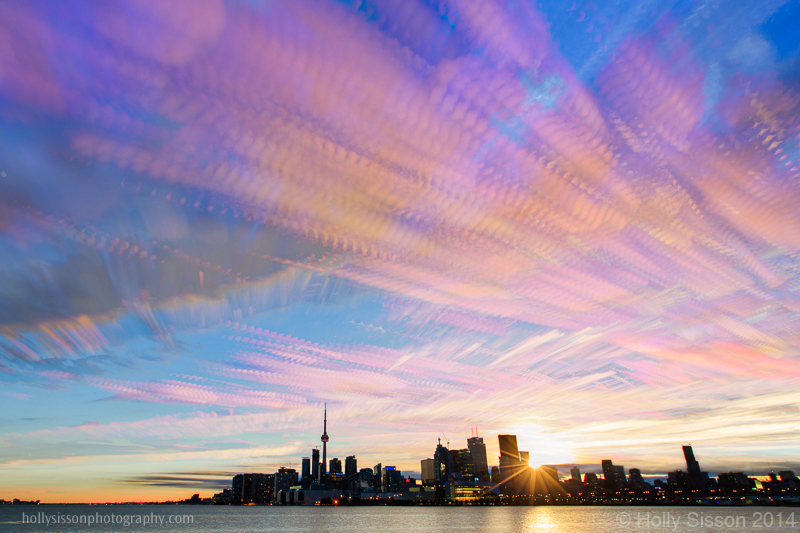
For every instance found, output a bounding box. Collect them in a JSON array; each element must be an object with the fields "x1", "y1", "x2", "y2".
[{"x1": 2, "y1": 505, "x2": 799, "y2": 532}]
